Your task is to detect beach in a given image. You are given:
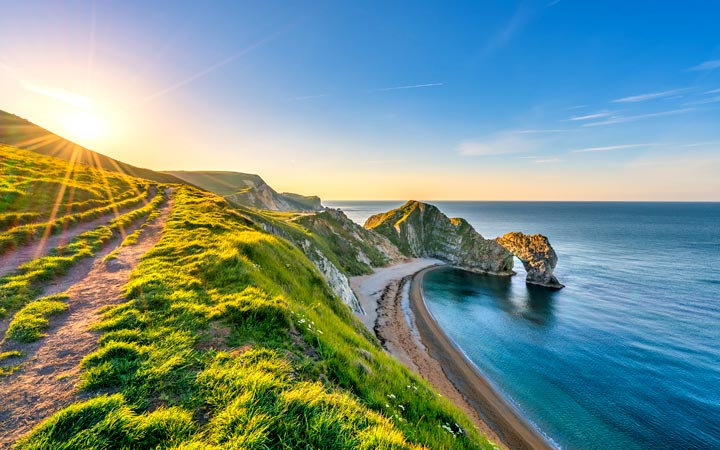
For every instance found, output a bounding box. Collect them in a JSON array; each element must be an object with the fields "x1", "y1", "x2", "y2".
[{"x1": 351, "y1": 260, "x2": 555, "y2": 450}]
